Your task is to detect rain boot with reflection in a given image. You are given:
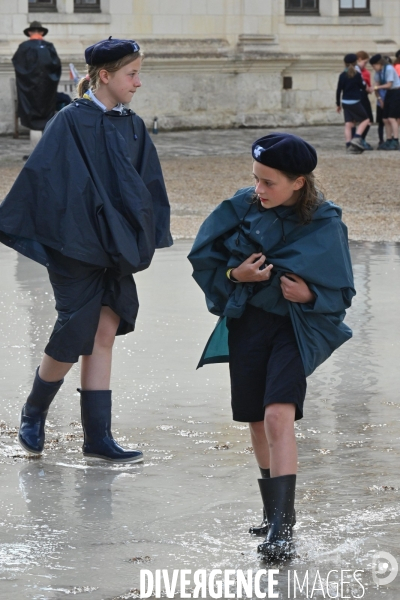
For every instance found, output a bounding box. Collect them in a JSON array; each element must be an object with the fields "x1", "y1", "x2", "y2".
[
  {"x1": 257, "y1": 474, "x2": 296, "y2": 560},
  {"x1": 18, "y1": 367, "x2": 63, "y2": 454},
  {"x1": 79, "y1": 389, "x2": 143, "y2": 463}
]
